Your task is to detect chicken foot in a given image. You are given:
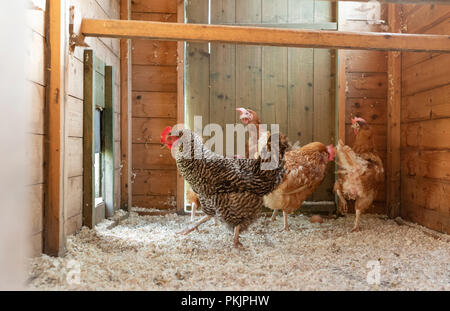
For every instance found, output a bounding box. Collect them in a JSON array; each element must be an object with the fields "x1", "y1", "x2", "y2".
[{"x1": 177, "y1": 215, "x2": 212, "y2": 235}]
